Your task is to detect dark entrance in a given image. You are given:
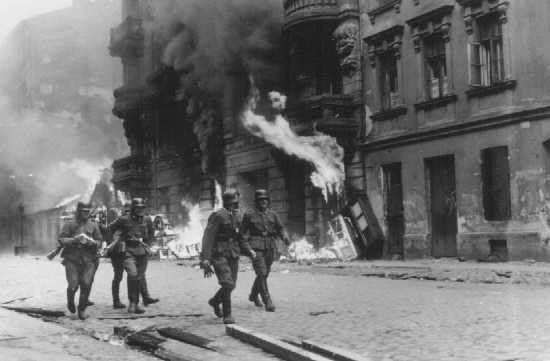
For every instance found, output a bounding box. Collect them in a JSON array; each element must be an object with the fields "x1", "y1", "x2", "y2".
[
  {"x1": 286, "y1": 165, "x2": 306, "y2": 236},
  {"x1": 382, "y1": 163, "x2": 404, "y2": 256},
  {"x1": 426, "y1": 155, "x2": 457, "y2": 257}
]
